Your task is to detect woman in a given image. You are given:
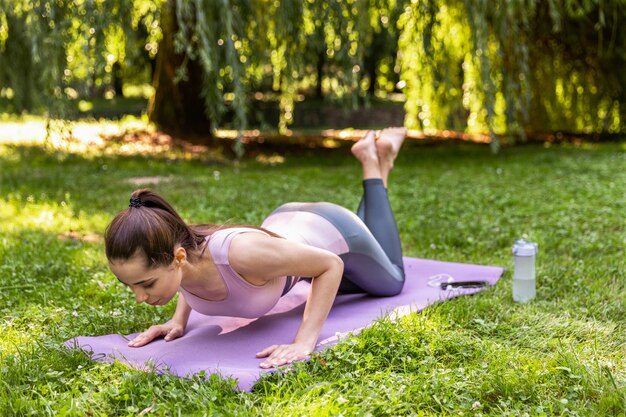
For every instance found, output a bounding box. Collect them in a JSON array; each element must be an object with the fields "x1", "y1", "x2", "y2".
[{"x1": 105, "y1": 127, "x2": 407, "y2": 369}]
